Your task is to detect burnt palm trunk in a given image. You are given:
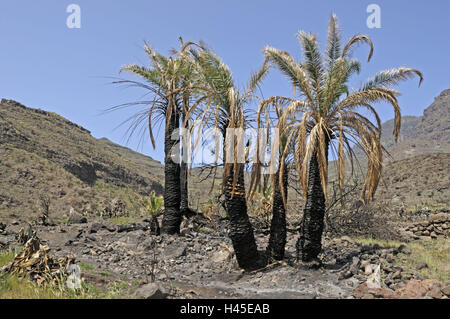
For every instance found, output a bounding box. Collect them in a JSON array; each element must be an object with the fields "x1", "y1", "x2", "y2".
[
  {"x1": 223, "y1": 162, "x2": 259, "y2": 269},
  {"x1": 266, "y1": 162, "x2": 288, "y2": 261},
  {"x1": 180, "y1": 161, "x2": 189, "y2": 216},
  {"x1": 161, "y1": 105, "x2": 181, "y2": 234},
  {"x1": 297, "y1": 141, "x2": 329, "y2": 262},
  {"x1": 180, "y1": 112, "x2": 189, "y2": 217}
]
